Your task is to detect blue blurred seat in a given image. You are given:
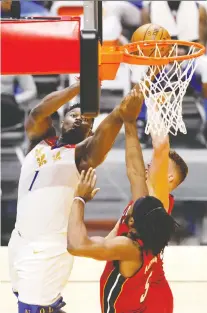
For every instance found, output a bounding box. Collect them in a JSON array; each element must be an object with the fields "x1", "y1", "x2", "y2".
[{"x1": 20, "y1": 0, "x2": 49, "y2": 17}]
